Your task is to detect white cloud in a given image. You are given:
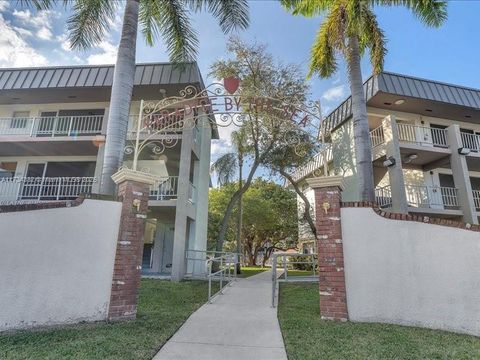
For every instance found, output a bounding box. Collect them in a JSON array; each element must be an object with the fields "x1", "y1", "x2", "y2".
[
  {"x1": 0, "y1": 1, "x2": 9, "y2": 12},
  {"x1": 87, "y1": 41, "x2": 118, "y2": 65},
  {"x1": 322, "y1": 84, "x2": 347, "y2": 102},
  {"x1": 37, "y1": 26, "x2": 53, "y2": 40},
  {"x1": 0, "y1": 14, "x2": 48, "y2": 67},
  {"x1": 56, "y1": 33, "x2": 71, "y2": 51},
  {"x1": 12, "y1": 8, "x2": 59, "y2": 41},
  {"x1": 13, "y1": 26, "x2": 33, "y2": 37}
]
